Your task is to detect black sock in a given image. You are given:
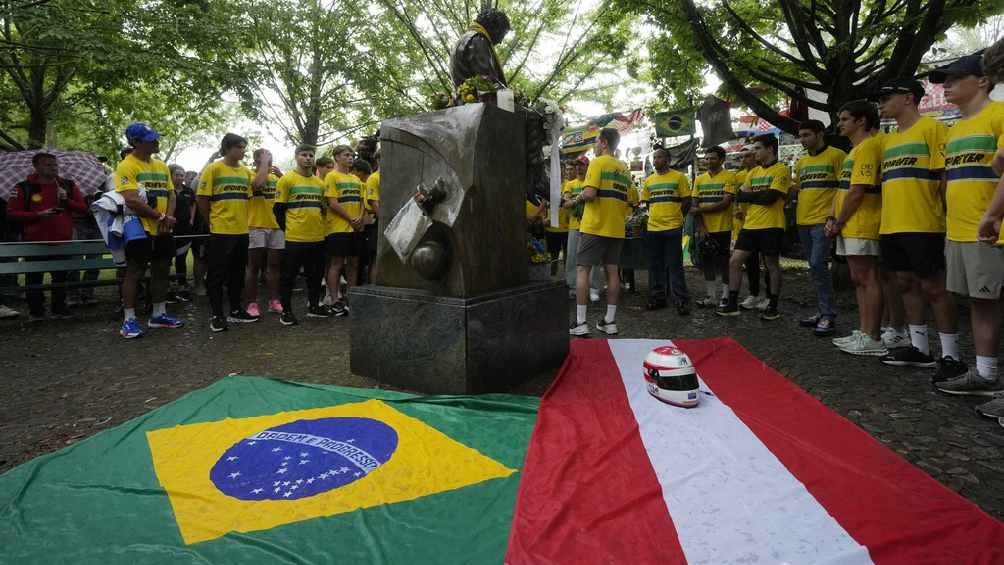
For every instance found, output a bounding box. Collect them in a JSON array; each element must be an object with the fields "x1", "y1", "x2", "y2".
[
  {"x1": 768, "y1": 293, "x2": 779, "y2": 309},
  {"x1": 727, "y1": 290, "x2": 739, "y2": 308}
]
